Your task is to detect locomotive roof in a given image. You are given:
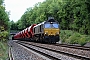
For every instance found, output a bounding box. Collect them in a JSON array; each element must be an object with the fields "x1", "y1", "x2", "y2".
[
  {"x1": 33, "y1": 17, "x2": 59, "y2": 28},
  {"x1": 45, "y1": 17, "x2": 59, "y2": 23}
]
